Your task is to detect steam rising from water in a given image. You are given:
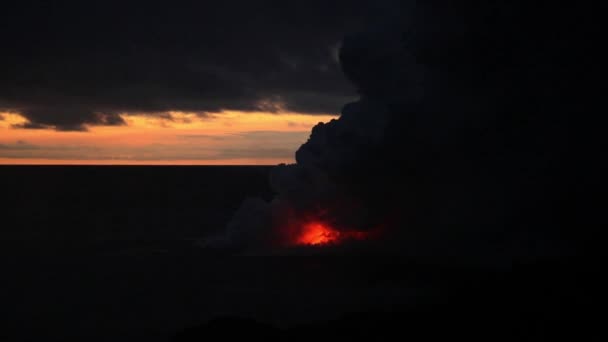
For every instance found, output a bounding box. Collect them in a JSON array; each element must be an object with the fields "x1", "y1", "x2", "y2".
[{"x1": 208, "y1": 2, "x2": 583, "y2": 263}]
